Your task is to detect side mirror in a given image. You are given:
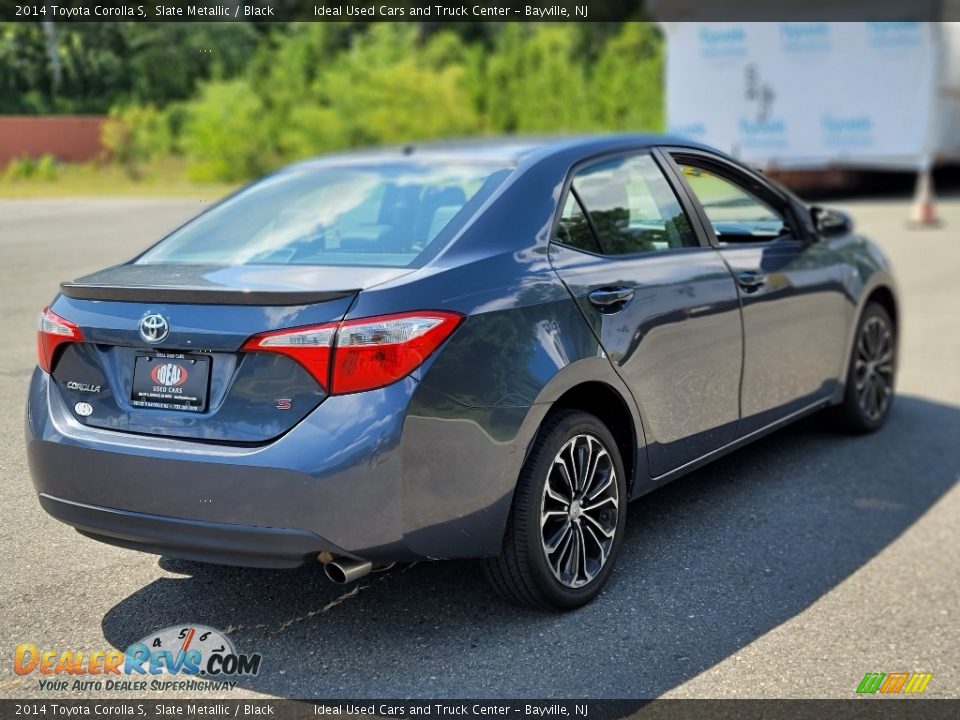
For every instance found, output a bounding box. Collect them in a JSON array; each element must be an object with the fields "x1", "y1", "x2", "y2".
[{"x1": 811, "y1": 206, "x2": 853, "y2": 238}]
